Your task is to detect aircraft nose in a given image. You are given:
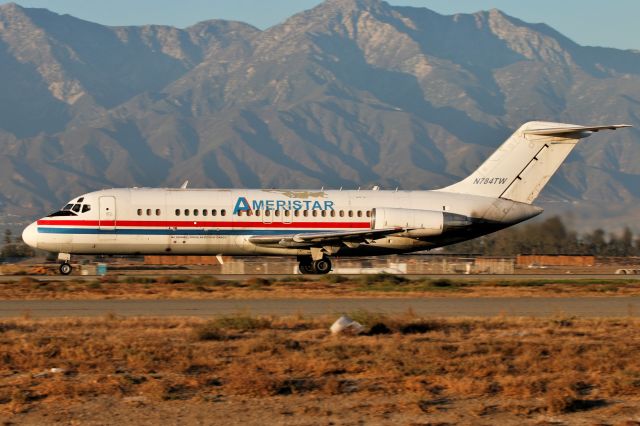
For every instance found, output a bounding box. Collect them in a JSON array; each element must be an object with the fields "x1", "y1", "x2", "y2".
[{"x1": 22, "y1": 222, "x2": 38, "y2": 249}]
